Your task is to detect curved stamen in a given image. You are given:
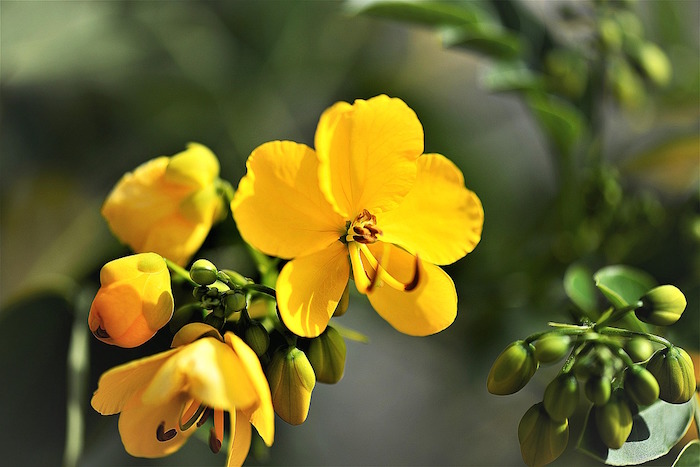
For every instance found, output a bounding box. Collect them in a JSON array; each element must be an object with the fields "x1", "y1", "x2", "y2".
[
  {"x1": 156, "y1": 421, "x2": 177, "y2": 442},
  {"x1": 358, "y1": 243, "x2": 421, "y2": 292},
  {"x1": 349, "y1": 242, "x2": 372, "y2": 294},
  {"x1": 208, "y1": 409, "x2": 225, "y2": 454},
  {"x1": 179, "y1": 399, "x2": 207, "y2": 431}
]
